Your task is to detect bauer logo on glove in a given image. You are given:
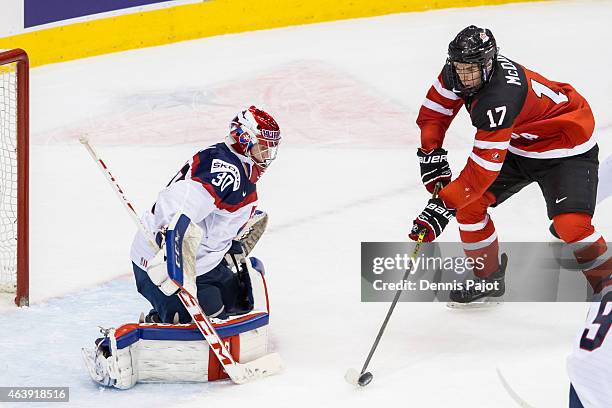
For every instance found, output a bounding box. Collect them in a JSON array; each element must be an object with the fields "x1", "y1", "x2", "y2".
[
  {"x1": 418, "y1": 153, "x2": 447, "y2": 164},
  {"x1": 417, "y1": 148, "x2": 452, "y2": 194},
  {"x1": 410, "y1": 198, "x2": 456, "y2": 242},
  {"x1": 425, "y1": 201, "x2": 455, "y2": 221}
]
